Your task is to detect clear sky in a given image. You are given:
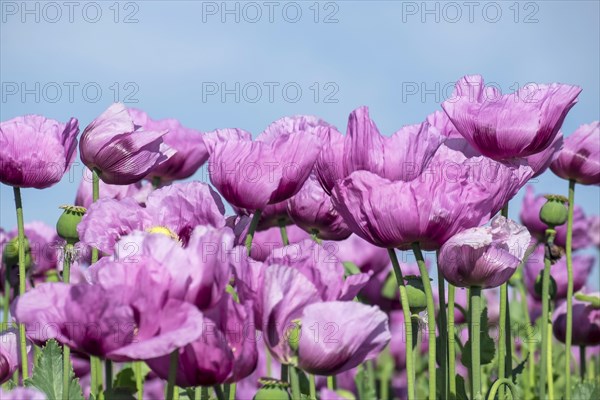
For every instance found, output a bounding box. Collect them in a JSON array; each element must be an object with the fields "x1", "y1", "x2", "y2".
[{"x1": 1, "y1": 0, "x2": 599, "y2": 286}]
